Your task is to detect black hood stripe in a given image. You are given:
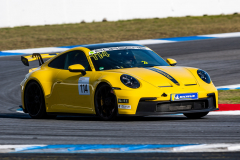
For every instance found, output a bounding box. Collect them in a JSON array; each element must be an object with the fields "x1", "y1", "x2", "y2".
[{"x1": 146, "y1": 67, "x2": 180, "y2": 86}]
